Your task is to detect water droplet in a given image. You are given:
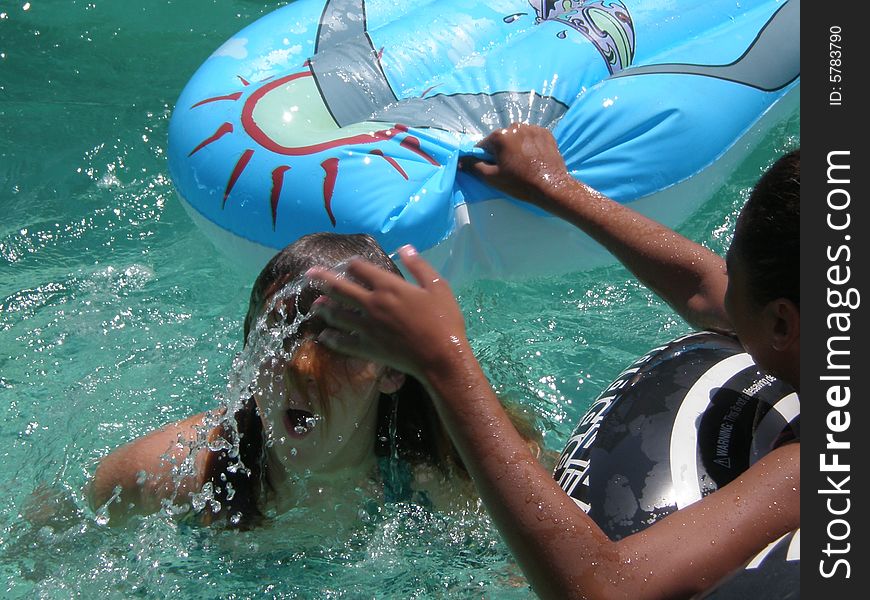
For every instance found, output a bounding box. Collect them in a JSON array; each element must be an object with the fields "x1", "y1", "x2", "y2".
[{"x1": 557, "y1": 30, "x2": 568, "y2": 39}]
